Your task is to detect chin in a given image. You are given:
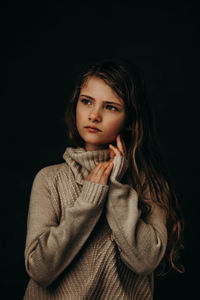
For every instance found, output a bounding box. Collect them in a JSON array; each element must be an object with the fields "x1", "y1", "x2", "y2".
[{"x1": 85, "y1": 137, "x2": 113, "y2": 146}]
